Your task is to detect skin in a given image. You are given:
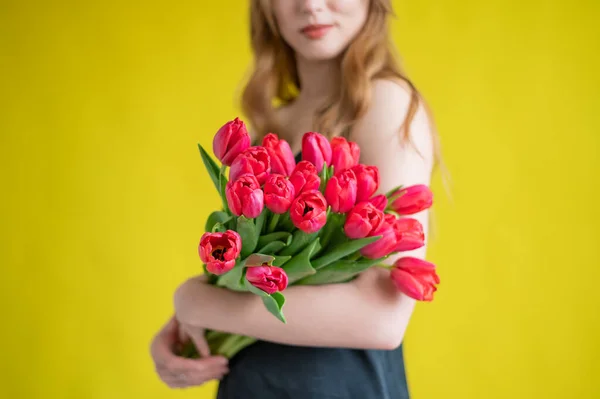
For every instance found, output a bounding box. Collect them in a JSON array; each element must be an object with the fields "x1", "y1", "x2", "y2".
[{"x1": 150, "y1": 0, "x2": 434, "y2": 389}]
